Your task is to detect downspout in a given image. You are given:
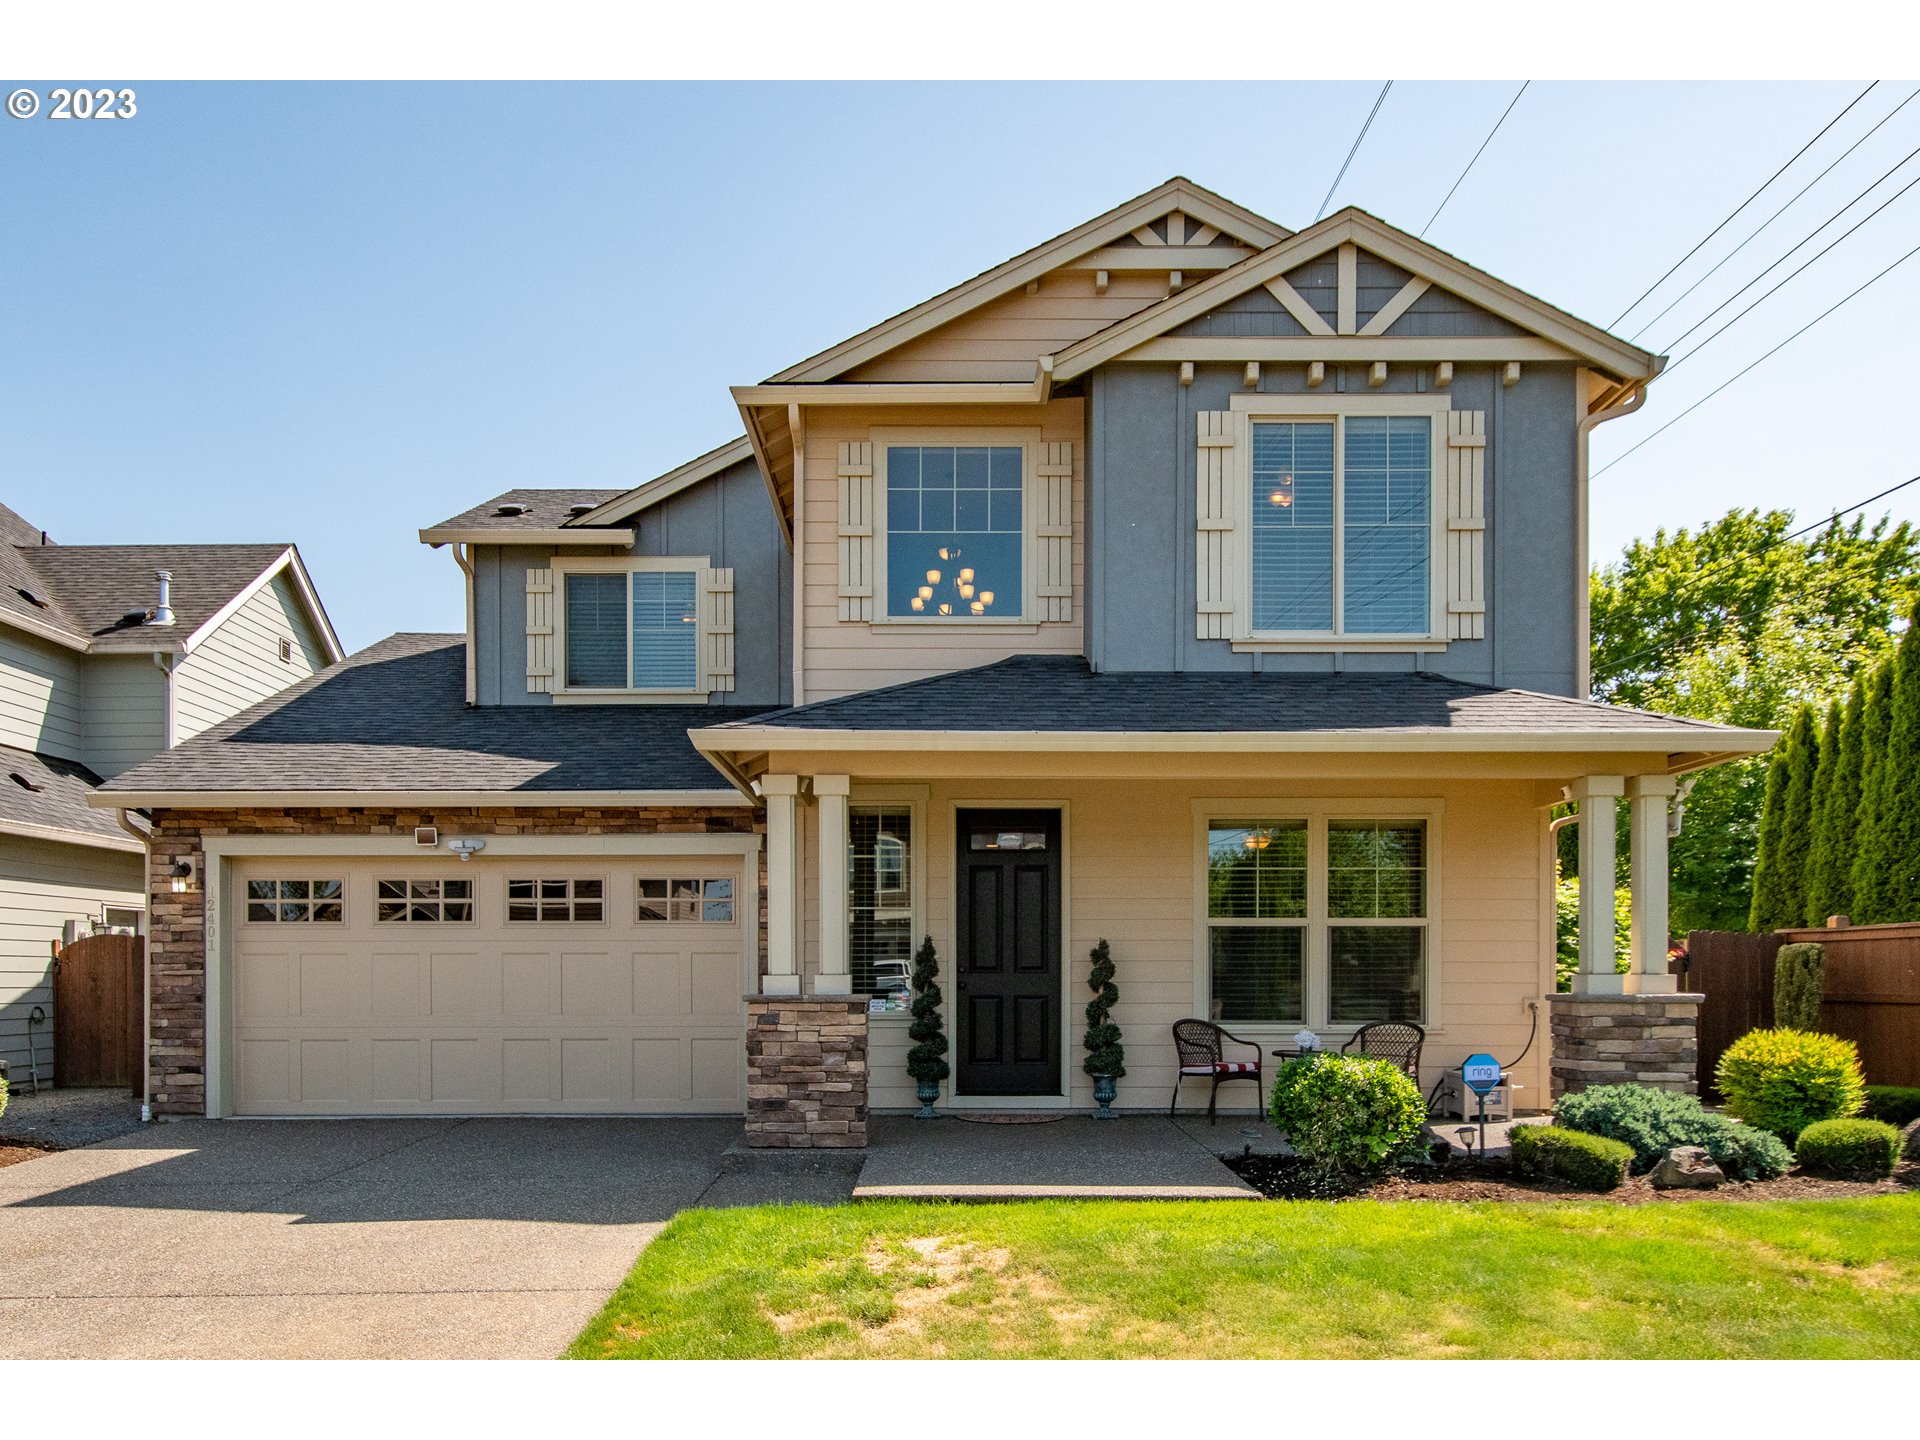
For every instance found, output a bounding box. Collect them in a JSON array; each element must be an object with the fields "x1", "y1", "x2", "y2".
[
  {"x1": 1573, "y1": 380, "x2": 1648, "y2": 698},
  {"x1": 151, "y1": 651, "x2": 177, "y2": 748},
  {"x1": 114, "y1": 807, "x2": 154, "y2": 1123},
  {"x1": 451, "y1": 543, "x2": 477, "y2": 705}
]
